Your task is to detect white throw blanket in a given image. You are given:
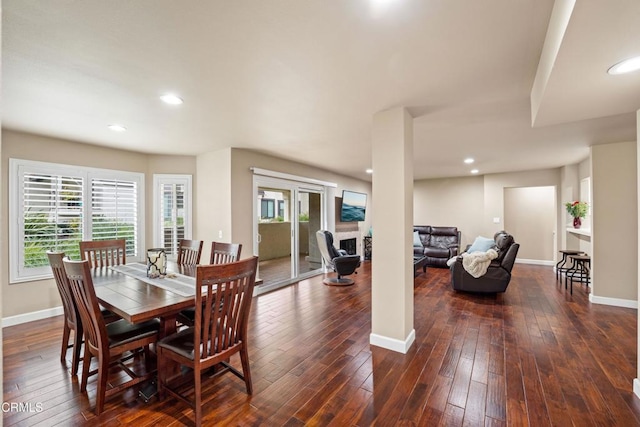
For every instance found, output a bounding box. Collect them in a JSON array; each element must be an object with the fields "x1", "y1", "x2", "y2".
[{"x1": 447, "y1": 249, "x2": 498, "y2": 278}]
